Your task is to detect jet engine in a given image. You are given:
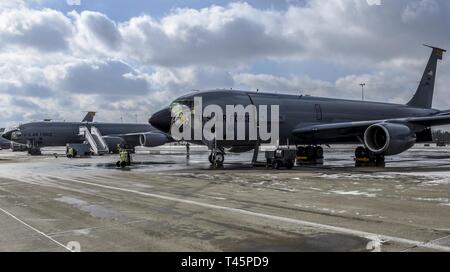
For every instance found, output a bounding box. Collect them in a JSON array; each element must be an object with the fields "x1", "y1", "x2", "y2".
[
  {"x1": 363, "y1": 123, "x2": 416, "y2": 156},
  {"x1": 139, "y1": 133, "x2": 170, "y2": 147}
]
